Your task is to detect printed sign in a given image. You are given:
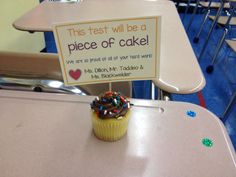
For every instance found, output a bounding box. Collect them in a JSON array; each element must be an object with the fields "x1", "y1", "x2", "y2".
[{"x1": 53, "y1": 16, "x2": 161, "y2": 86}]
